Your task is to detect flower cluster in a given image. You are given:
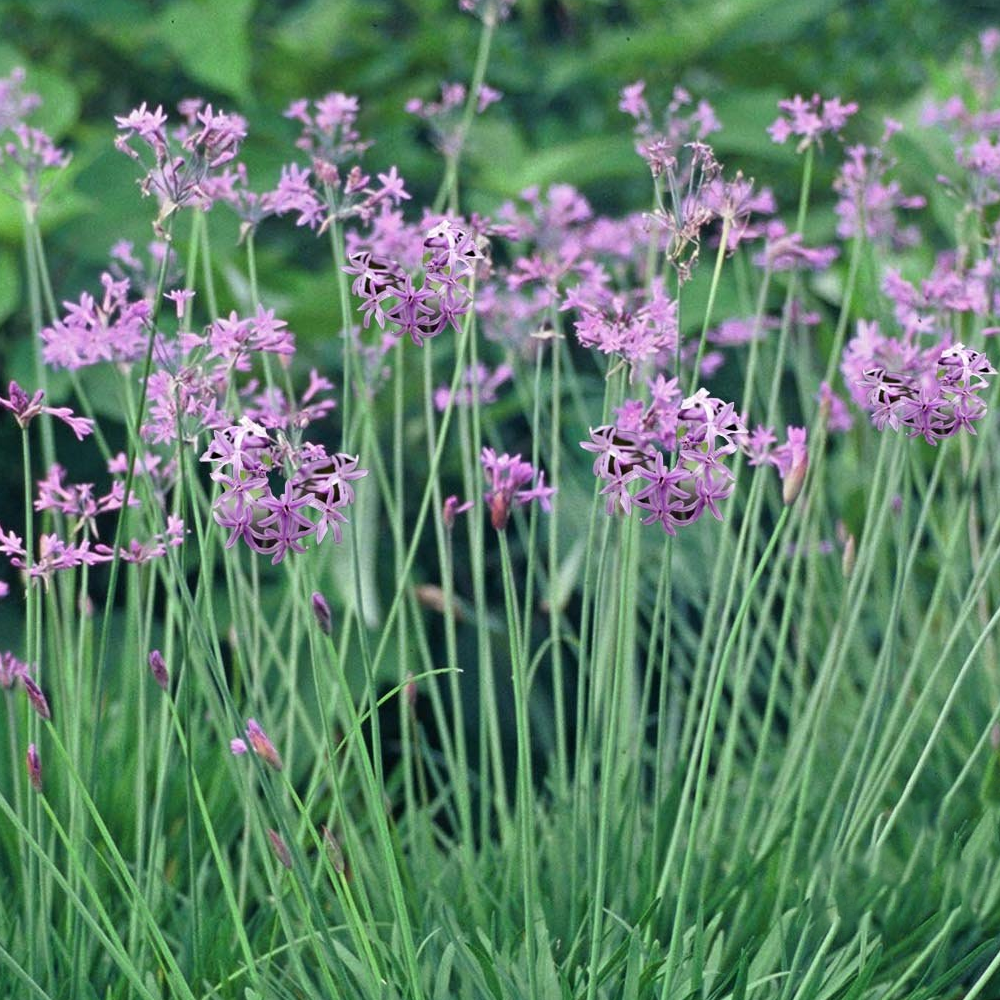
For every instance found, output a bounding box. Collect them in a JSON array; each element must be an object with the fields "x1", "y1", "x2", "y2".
[
  {"x1": 40, "y1": 272, "x2": 155, "y2": 371},
  {"x1": 0, "y1": 68, "x2": 70, "y2": 211},
  {"x1": 481, "y1": 448, "x2": 555, "y2": 530},
  {"x1": 570, "y1": 283, "x2": 678, "y2": 374},
  {"x1": 201, "y1": 418, "x2": 366, "y2": 564},
  {"x1": 833, "y1": 124, "x2": 925, "y2": 247},
  {"x1": 115, "y1": 99, "x2": 247, "y2": 223},
  {"x1": 345, "y1": 219, "x2": 483, "y2": 346},
  {"x1": 581, "y1": 377, "x2": 747, "y2": 535},
  {"x1": 279, "y1": 93, "x2": 410, "y2": 228},
  {"x1": 619, "y1": 82, "x2": 721, "y2": 178},
  {"x1": 406, "y1": 81, "x2": 502, "y2": 158},
  {"x1": 841, "y1": 322, "x2": 996, "y2": 443},
  {"x1": 767, "y1": 93, "x2": 858, "y2": 149},
  {"x1": 434, "y1": 362, "x2": 512, "y2": 411}
]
